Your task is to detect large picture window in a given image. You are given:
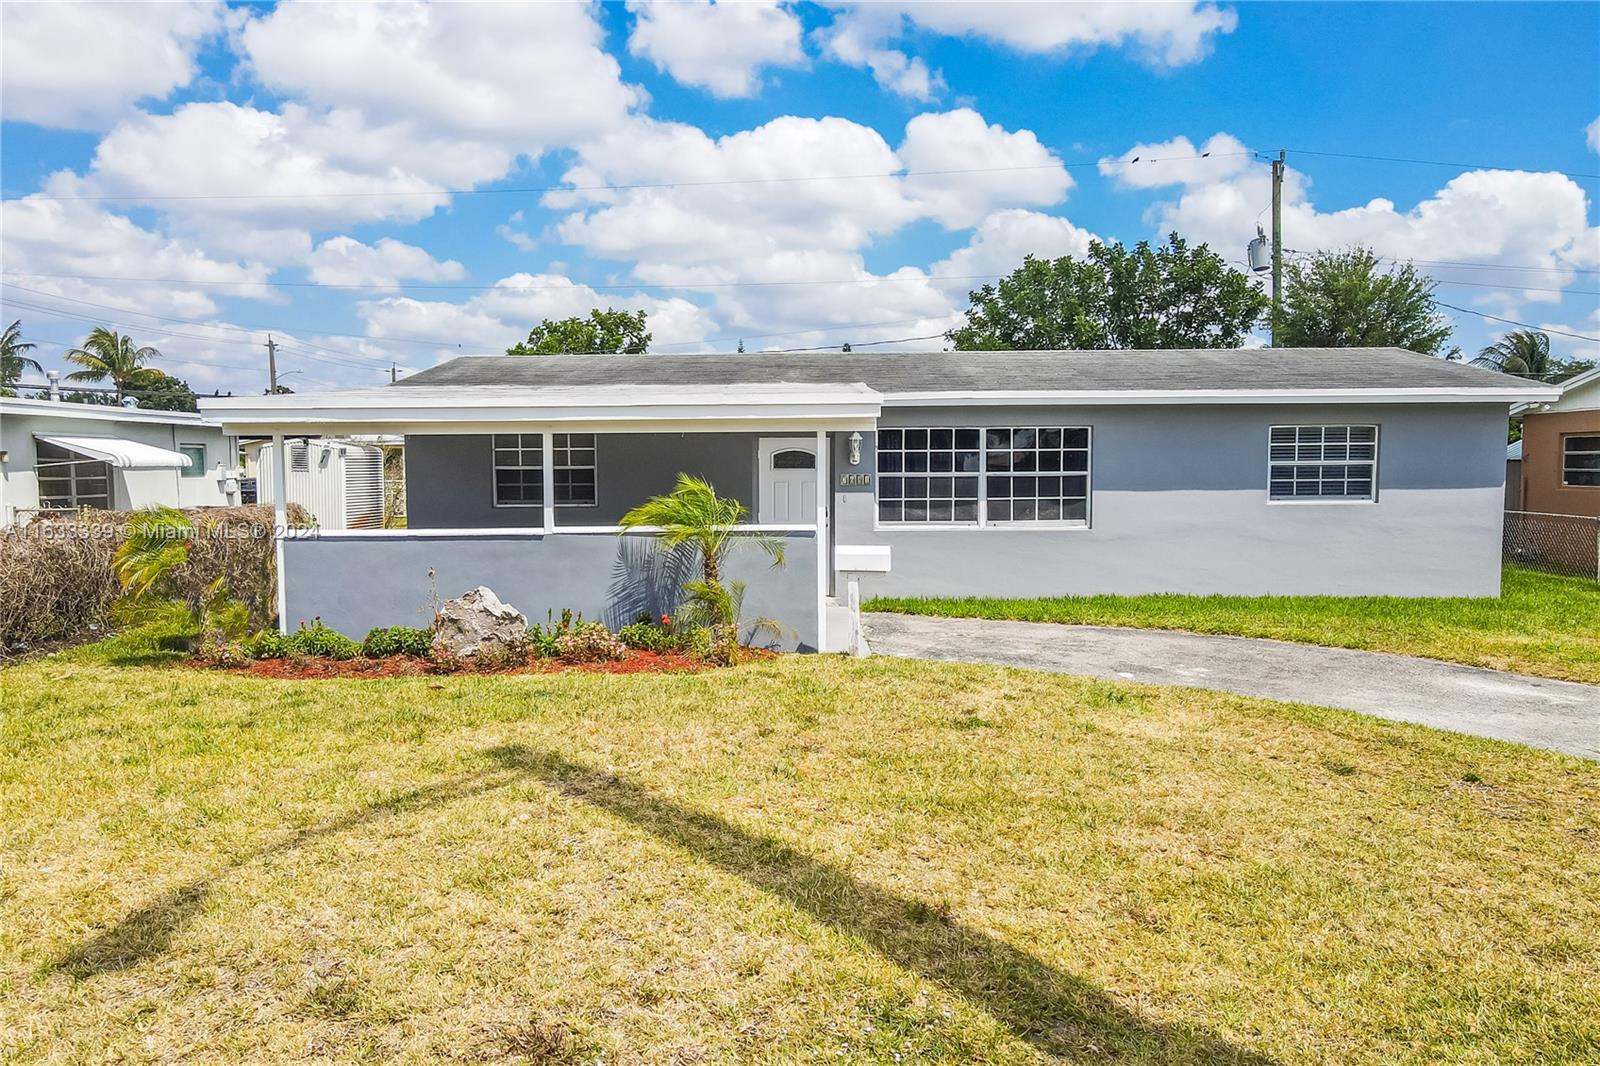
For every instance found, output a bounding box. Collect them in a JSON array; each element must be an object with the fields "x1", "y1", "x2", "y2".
[
  {"x1": 1268, "y1": 425, "x2": 1377, "y2": 501},
  {"x1": 1564, "y1": 434, "x2": 1600, "y2": 487},
  {"x1": 492, "y1": 433, "x2": 598, "y2": 508},
  {"x1": 876, "y1": 426, "x2": 1089, "y2": 526}
]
